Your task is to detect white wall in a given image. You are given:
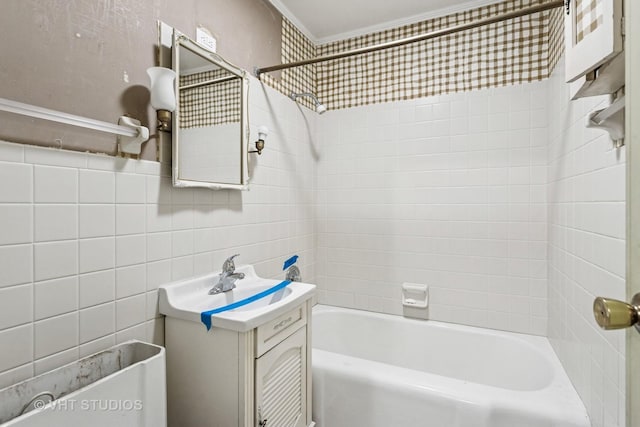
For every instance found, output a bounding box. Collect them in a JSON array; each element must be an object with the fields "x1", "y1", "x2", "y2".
[
  {"x1": 0, "y1": 77, "x2": 318, "y2": 388},
  {"x1": 315, "y1": 80, "x2": 550, "y2": 335},
  {"x1": 547, "y1": 59, "x2": 626, "y2": 427}
]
